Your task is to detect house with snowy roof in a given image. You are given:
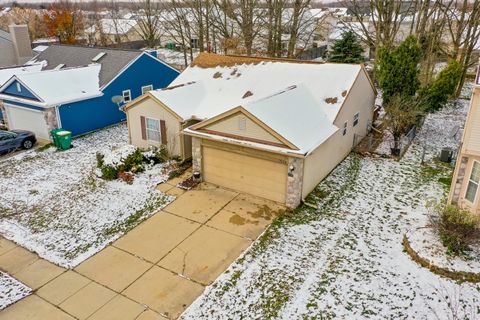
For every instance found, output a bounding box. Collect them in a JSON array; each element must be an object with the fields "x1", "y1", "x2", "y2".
[
  {"x1": 85, "y1": 19, "x2": 142, "y2": 45},
  {"x1": 0, "y1": 45, "x2": 179, "y2": 142},
  {"x1": 124, "y1": 53, "x2": 376, "y2": 208}
]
